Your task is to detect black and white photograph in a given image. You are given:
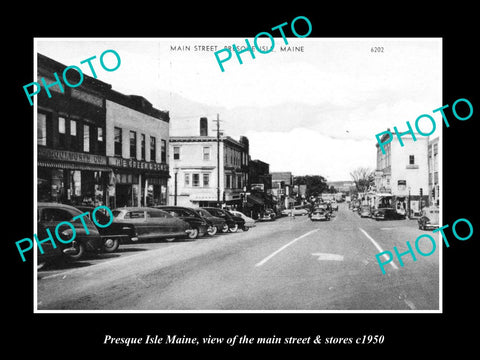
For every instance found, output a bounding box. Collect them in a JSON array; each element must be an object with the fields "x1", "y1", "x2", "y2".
[
  {"x1": 33, "y1": 37, "x2": 442, "y2": 312},
  {"x1": 6, "y1": 7, "x2": 478, "y2": 357}
]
